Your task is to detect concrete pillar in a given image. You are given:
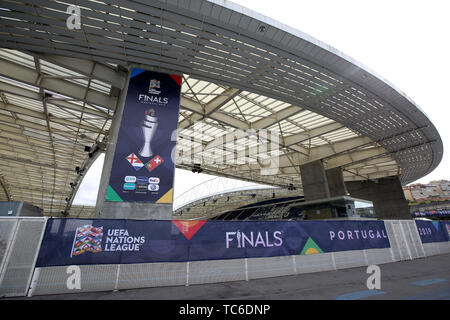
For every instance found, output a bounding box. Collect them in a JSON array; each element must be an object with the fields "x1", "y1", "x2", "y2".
[
  {"x1": 93, "y1": 68, "x2": 172, "y2": 219},
  {"x1": 300, "y1": 160, "x2": 330, "y2": 201},
  {"x1": 300, "y1": 162, "x2": 352, "y2": 220},
  {"x1": 345, "y1": 176, "x2": 411, "y2": 220},
  {"x1": 325, "y1": 167, "x2": 348, "y2": 198},
  {"x1": 300, "y1": 161, "x2": 348, "y2": 201}
]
